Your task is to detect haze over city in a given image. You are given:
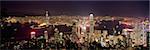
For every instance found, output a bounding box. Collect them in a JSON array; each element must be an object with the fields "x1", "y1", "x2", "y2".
[
  {"x1": 0, "y1": 0, "x2": 149, "y2": 50},
  {"x1": 1, "y1": 1, "x2": 149, "y2": 17}
]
